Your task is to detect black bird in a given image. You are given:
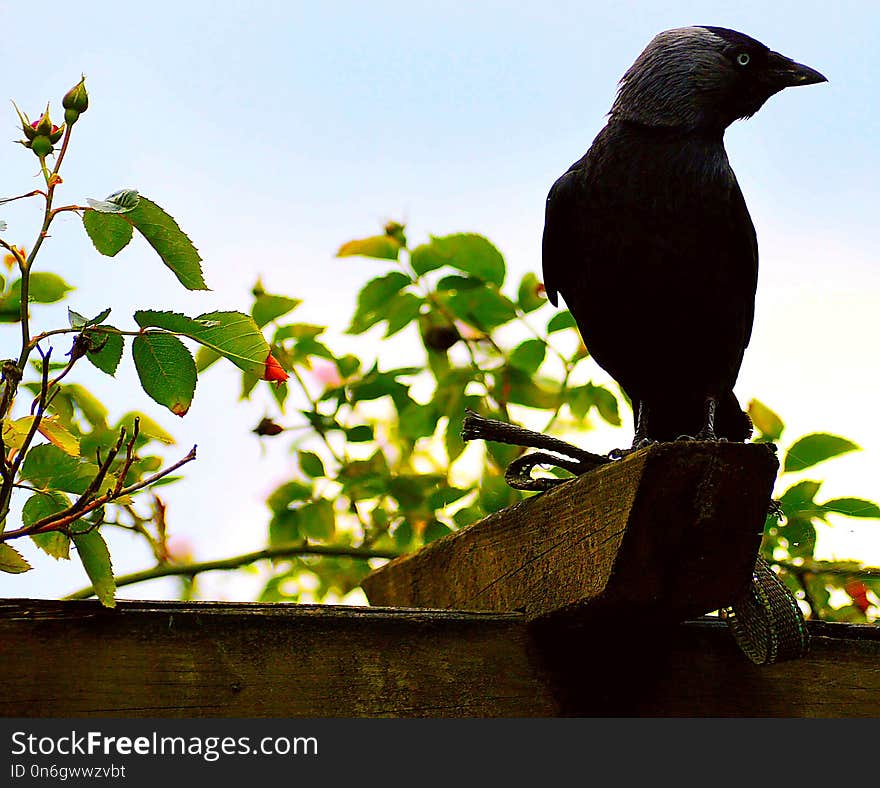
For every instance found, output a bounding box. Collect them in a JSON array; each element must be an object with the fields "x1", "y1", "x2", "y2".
[{"x1": 542, "y1": 27, "x2": 826, "y2": 447}]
